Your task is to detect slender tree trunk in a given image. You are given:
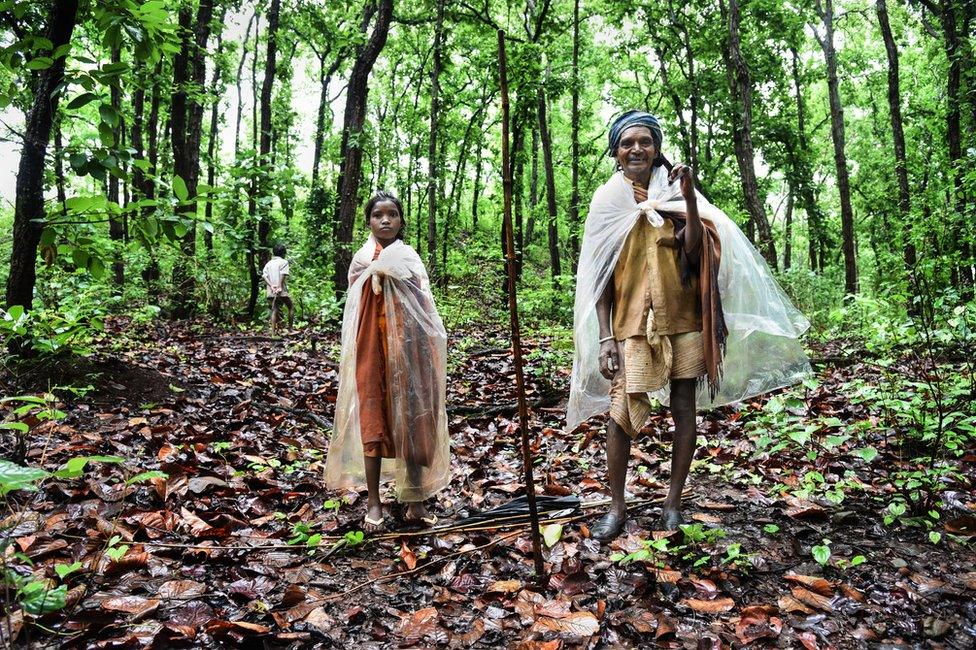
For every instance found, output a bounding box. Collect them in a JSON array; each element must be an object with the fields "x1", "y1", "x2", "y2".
[
  {"x1": 332, "y1": 0, "x2": 394, "y2": 297},
  {"x1": 108, "y1": 45, "x2": 125, "y2": 287},
  {"x1": 204, "y1": 13, "x2": 227, "y2": 253},
  {"x1": 526, "y1": 124, "x2": 538, "y2": 243},
  {"x1": 234, "y1": 11, "x2": 255, "y2": 159},
  {"x1": 816, "y1": 0, "x2": 858, "y2": 294},
  {"x1": 789, "y1": 48, "x2": 823, "y2": 272},
  {"x1": 257, "y1": 0, "x2": 280, "y2": 267},
  {"x1": 6, "y1": 0, "x2": 79, "y2": 314},
  {"x1": 311, "y1": 52, "x2": 343, "y2": 189},
  {"x1": 171, "y1": 0, "x2": 214, "y2": 318},
  {"x1": 876, "y1": 0, "x2": 916, "y2": 275},
  {"x1": 537, "y1": 86, "x2": 562, "y2": 288},
  {"x1": 143, "y1": 60, "x2": 163, "y2": 293},
  {"x1": 721, "y1": 0, "x2": 777, "y2": 269},
  {"x1": 569, "y1": 0, "x2": 581, "y2": 261},
  {"x1": 245, "y1": 14, "x2": 261, "y2": 319},
  {"x1": 784, "y1": 191, "x2": 794, "y2": 270},
  {"x1": 54, "y1": 119, "x2": 67, "y2": 218},
  {"x1": 426, "y1": 0, "x2": 445, "y2": 277},
  {"x1": 472, "y1": 141, "x2": 483, "y2": 230}
]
